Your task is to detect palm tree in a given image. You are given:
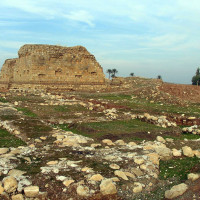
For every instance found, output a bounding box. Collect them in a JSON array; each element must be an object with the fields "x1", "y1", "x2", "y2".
[
  {"x1": 196, "y1": 67, "x2": 200, "y2": 76},
  {"x1": 112, "y1": 69, "x2": 118, "y2": 78},
  {"x1": 130, "y1": 73, "x2": 134, "y2": 77},
  {"x1": 106, "y1": 69, "x2": 112, "y2": 79}
]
